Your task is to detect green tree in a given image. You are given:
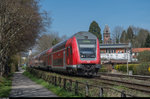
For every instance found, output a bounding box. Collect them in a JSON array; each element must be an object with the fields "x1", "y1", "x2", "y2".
[
  {"x1": 112, "y1": 26, "x2": 123, "y2": 43},
  {"x1": 120, "y1": 30, "x2": 127, "y2": 43},
  {"x1": 126, "y1": 26, "x2": 134, "y2": 41},
  {"x1": 88, "y1": 21, "x2": 102, "y2": 43},
  {"x1": 144, "y1": 34, "x2": 150, "y2": 47},
  {"x1": 135, "y1": 29, "x2": 149, "y2": 48},
  {"x1": 52, "y1": 38, "x2": 59, "y2": 46}
]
